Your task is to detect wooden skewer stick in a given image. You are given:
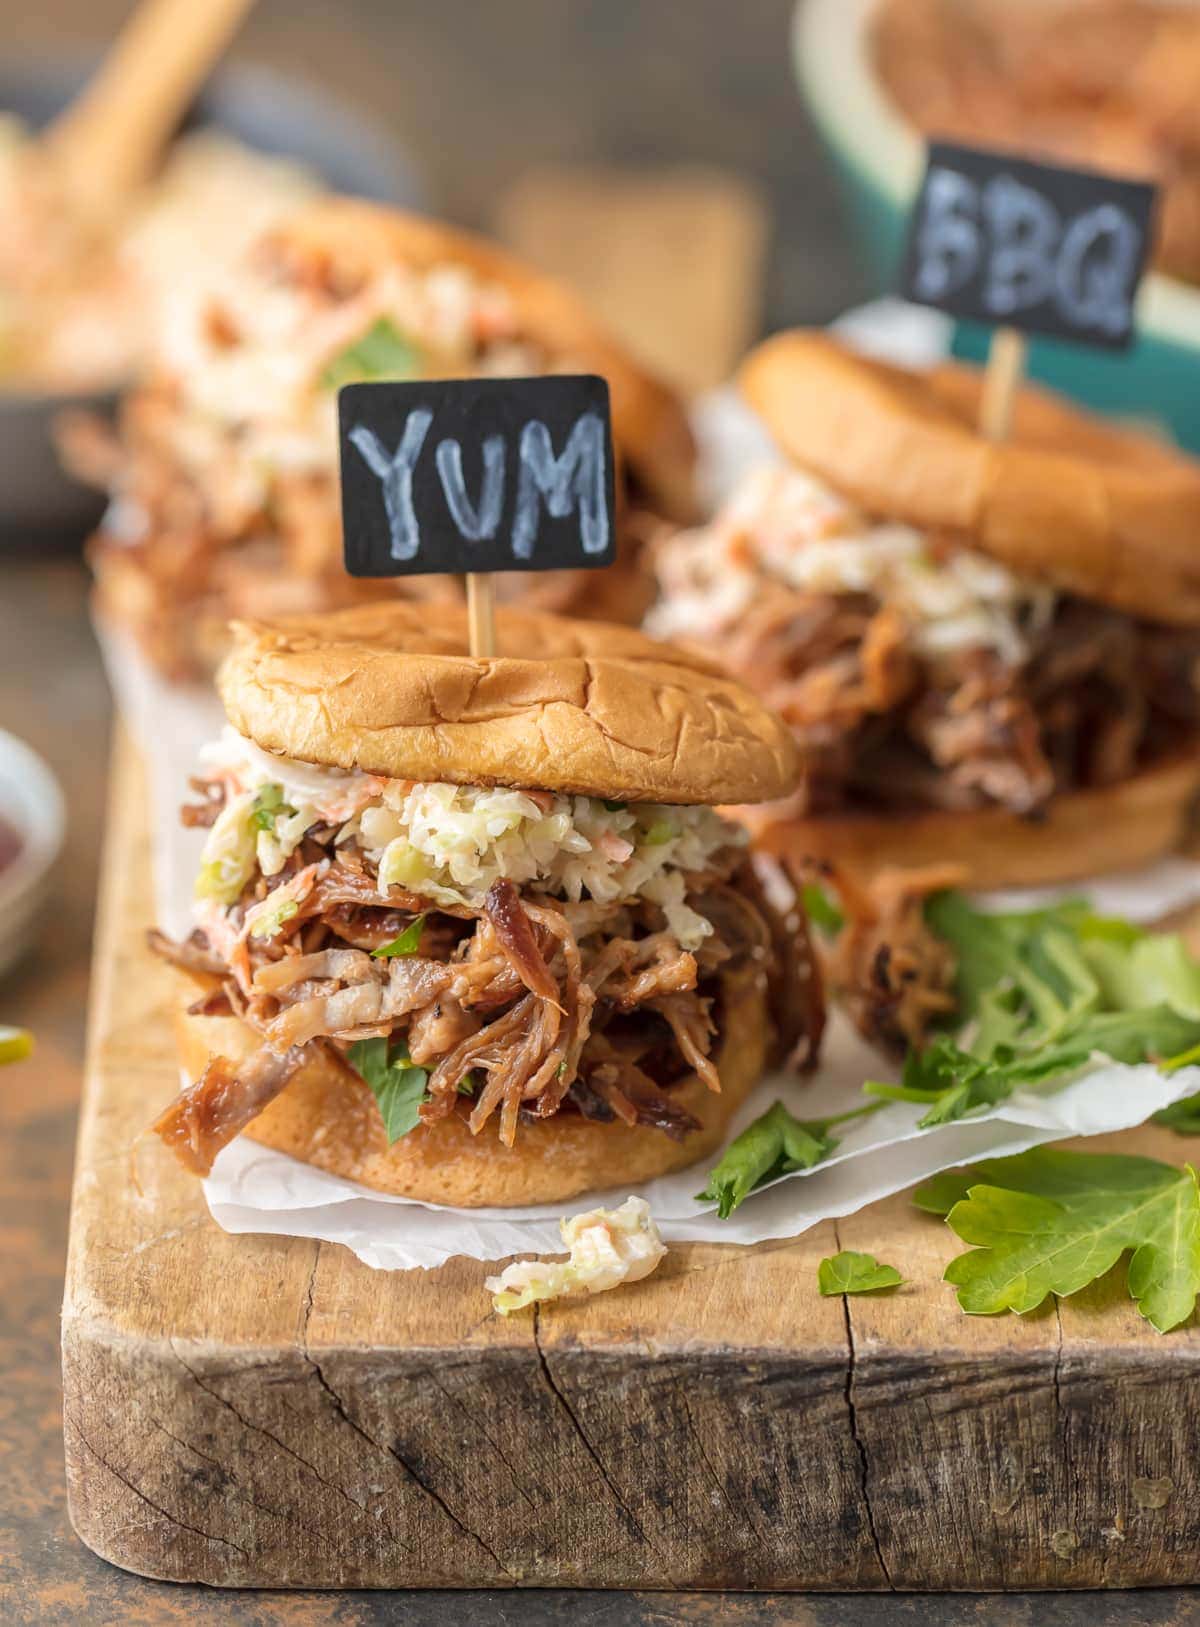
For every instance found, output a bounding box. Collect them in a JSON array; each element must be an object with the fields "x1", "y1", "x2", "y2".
[
  {"x1": 44, "y1": 0, "x2": 257, "y2": 210},
  {"x1": 979, "y1": 326, "x2": 1028, "y2": 443},
  {"x1": 466, "y1": 573, "x2": 496, "y2": 659}
]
